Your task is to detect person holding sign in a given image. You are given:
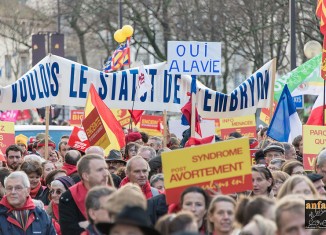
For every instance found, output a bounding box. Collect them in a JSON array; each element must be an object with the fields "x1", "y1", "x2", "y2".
[{"x1": 180, "y1": 186, "x2": 210, "y2": 234}]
